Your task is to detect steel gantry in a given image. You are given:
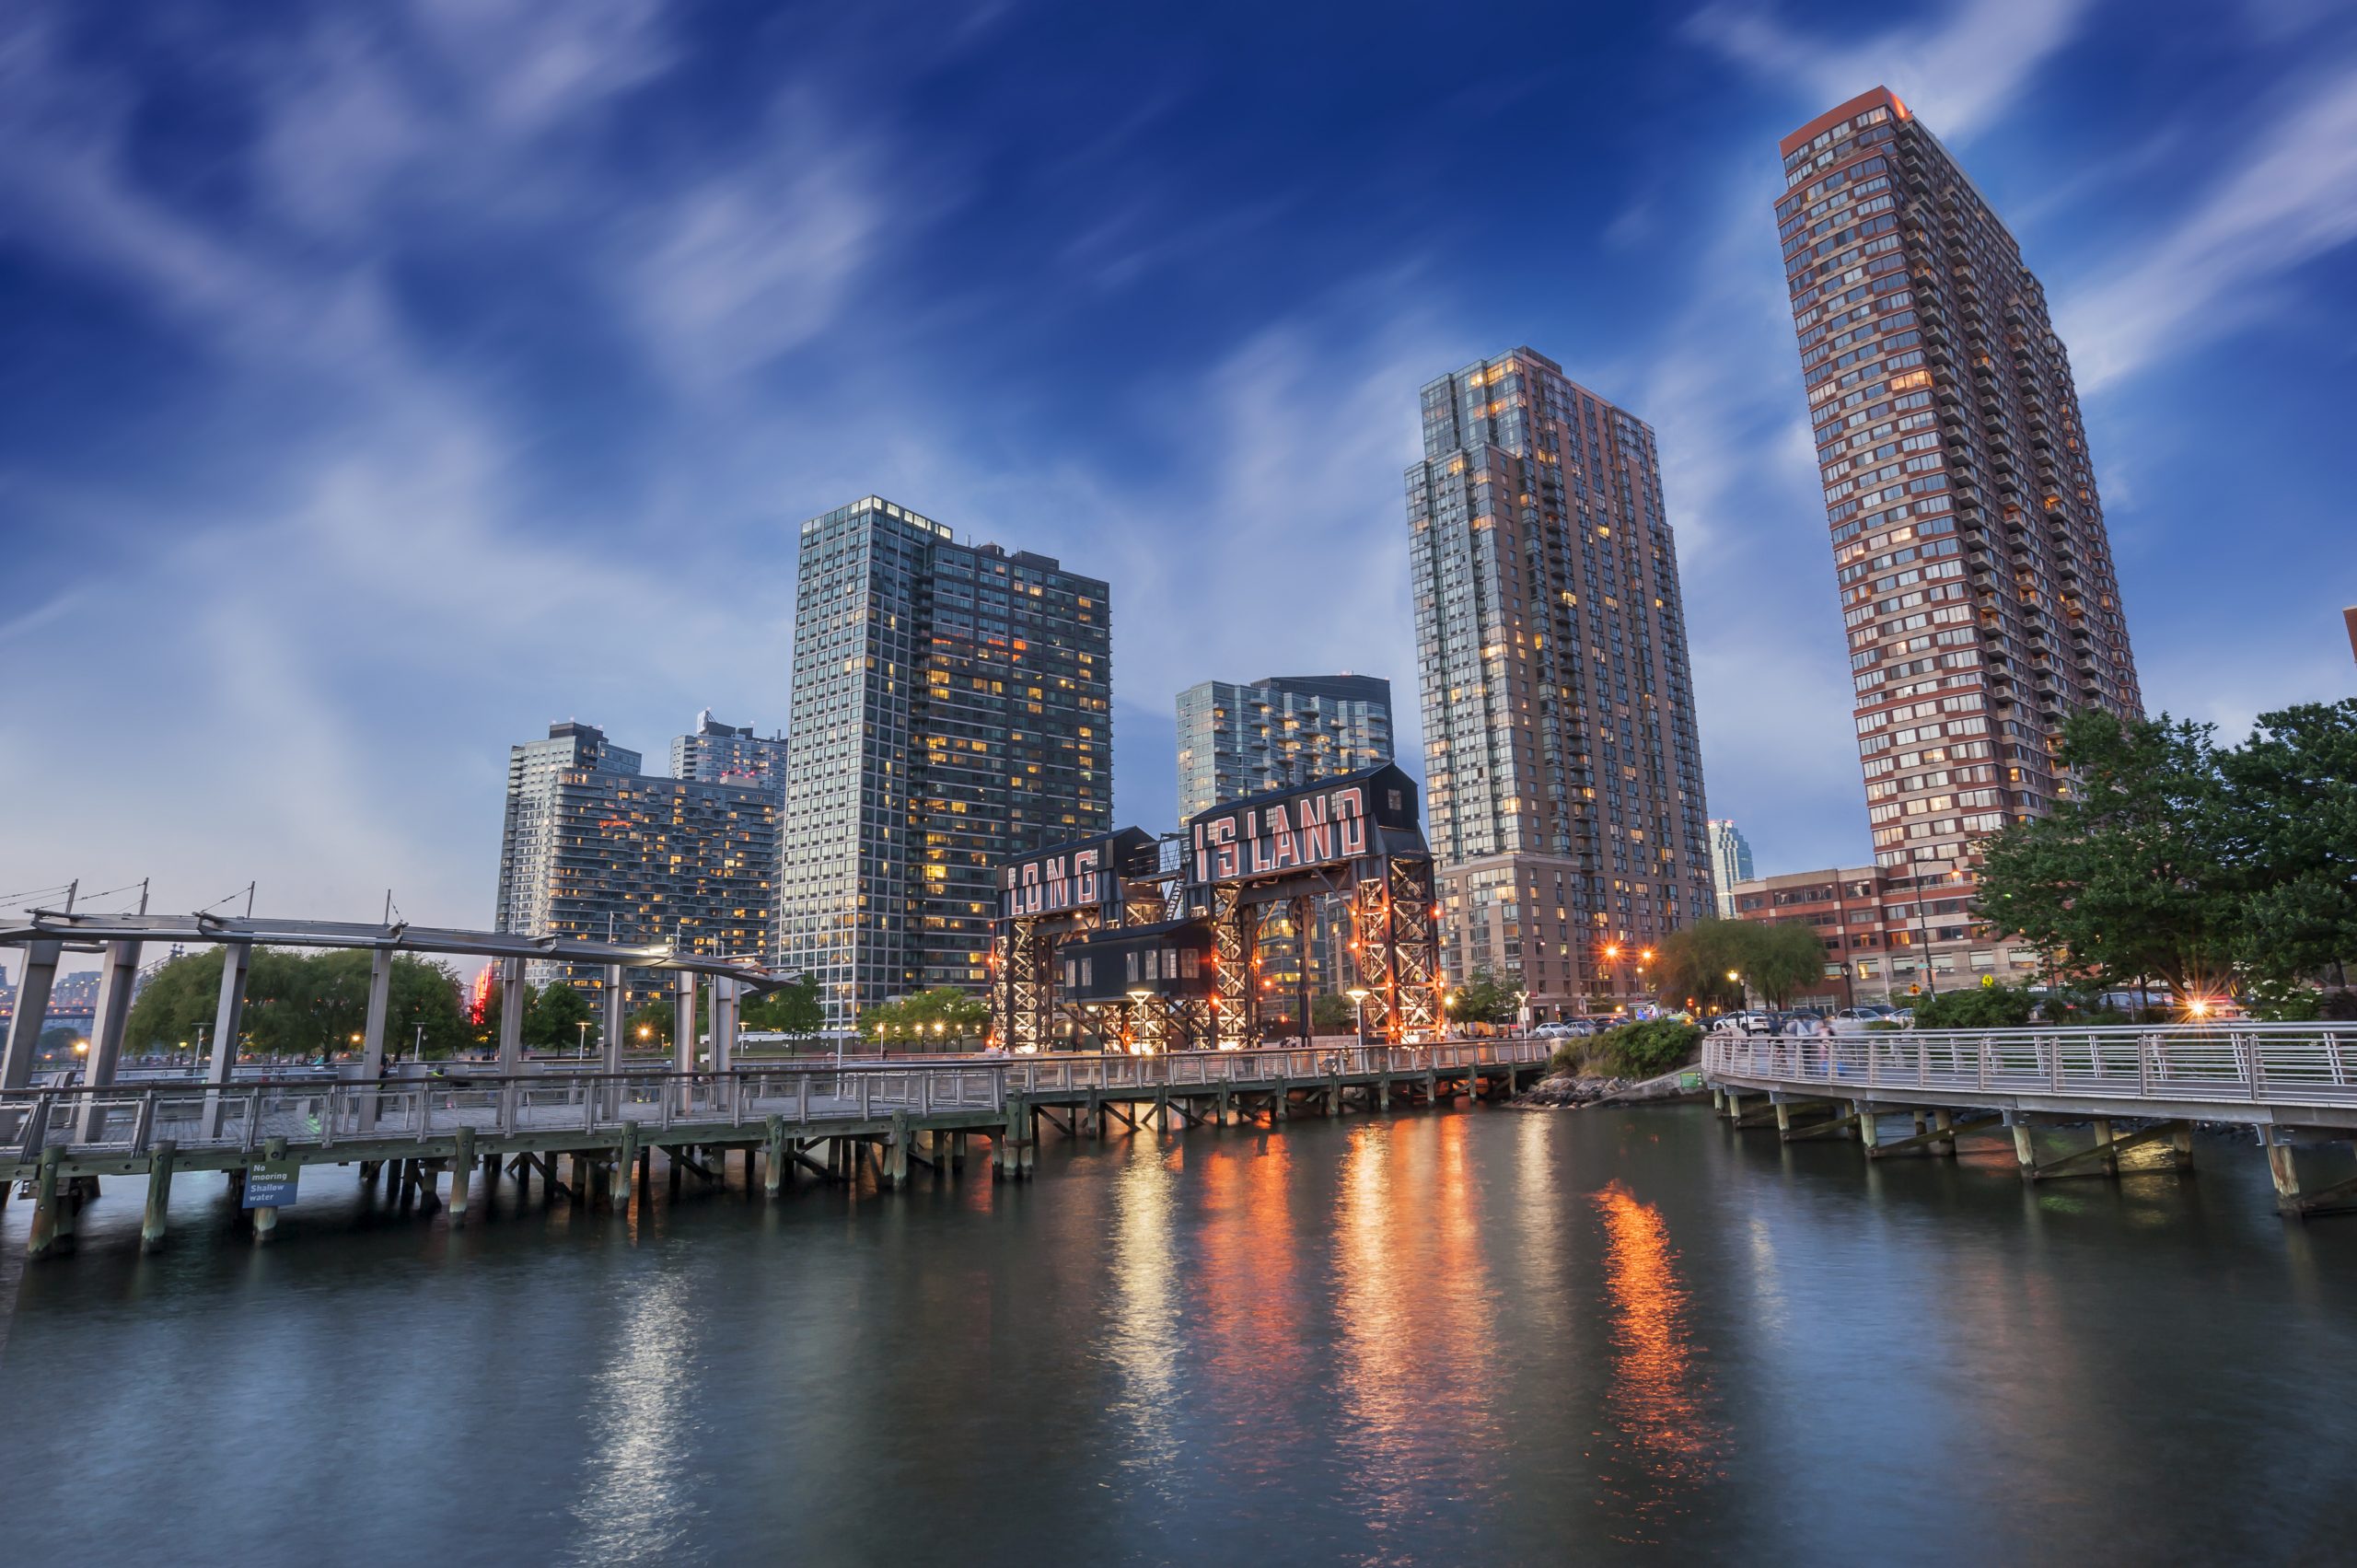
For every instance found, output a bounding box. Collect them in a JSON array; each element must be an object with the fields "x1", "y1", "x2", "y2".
[{"x1": 989, "y1": 763, "x2": 1444, "y2": 1052}]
